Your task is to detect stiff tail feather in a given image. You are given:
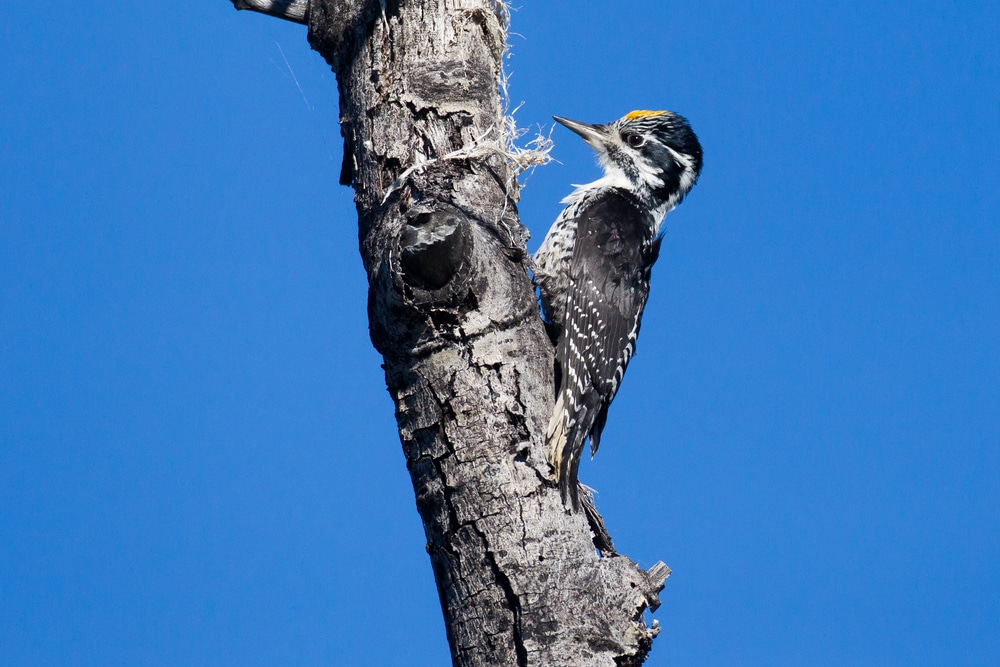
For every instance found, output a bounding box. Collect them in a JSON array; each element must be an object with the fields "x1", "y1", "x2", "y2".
[{"x1": 546, "y1": 393, "x2": 589, "y2": 511}]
